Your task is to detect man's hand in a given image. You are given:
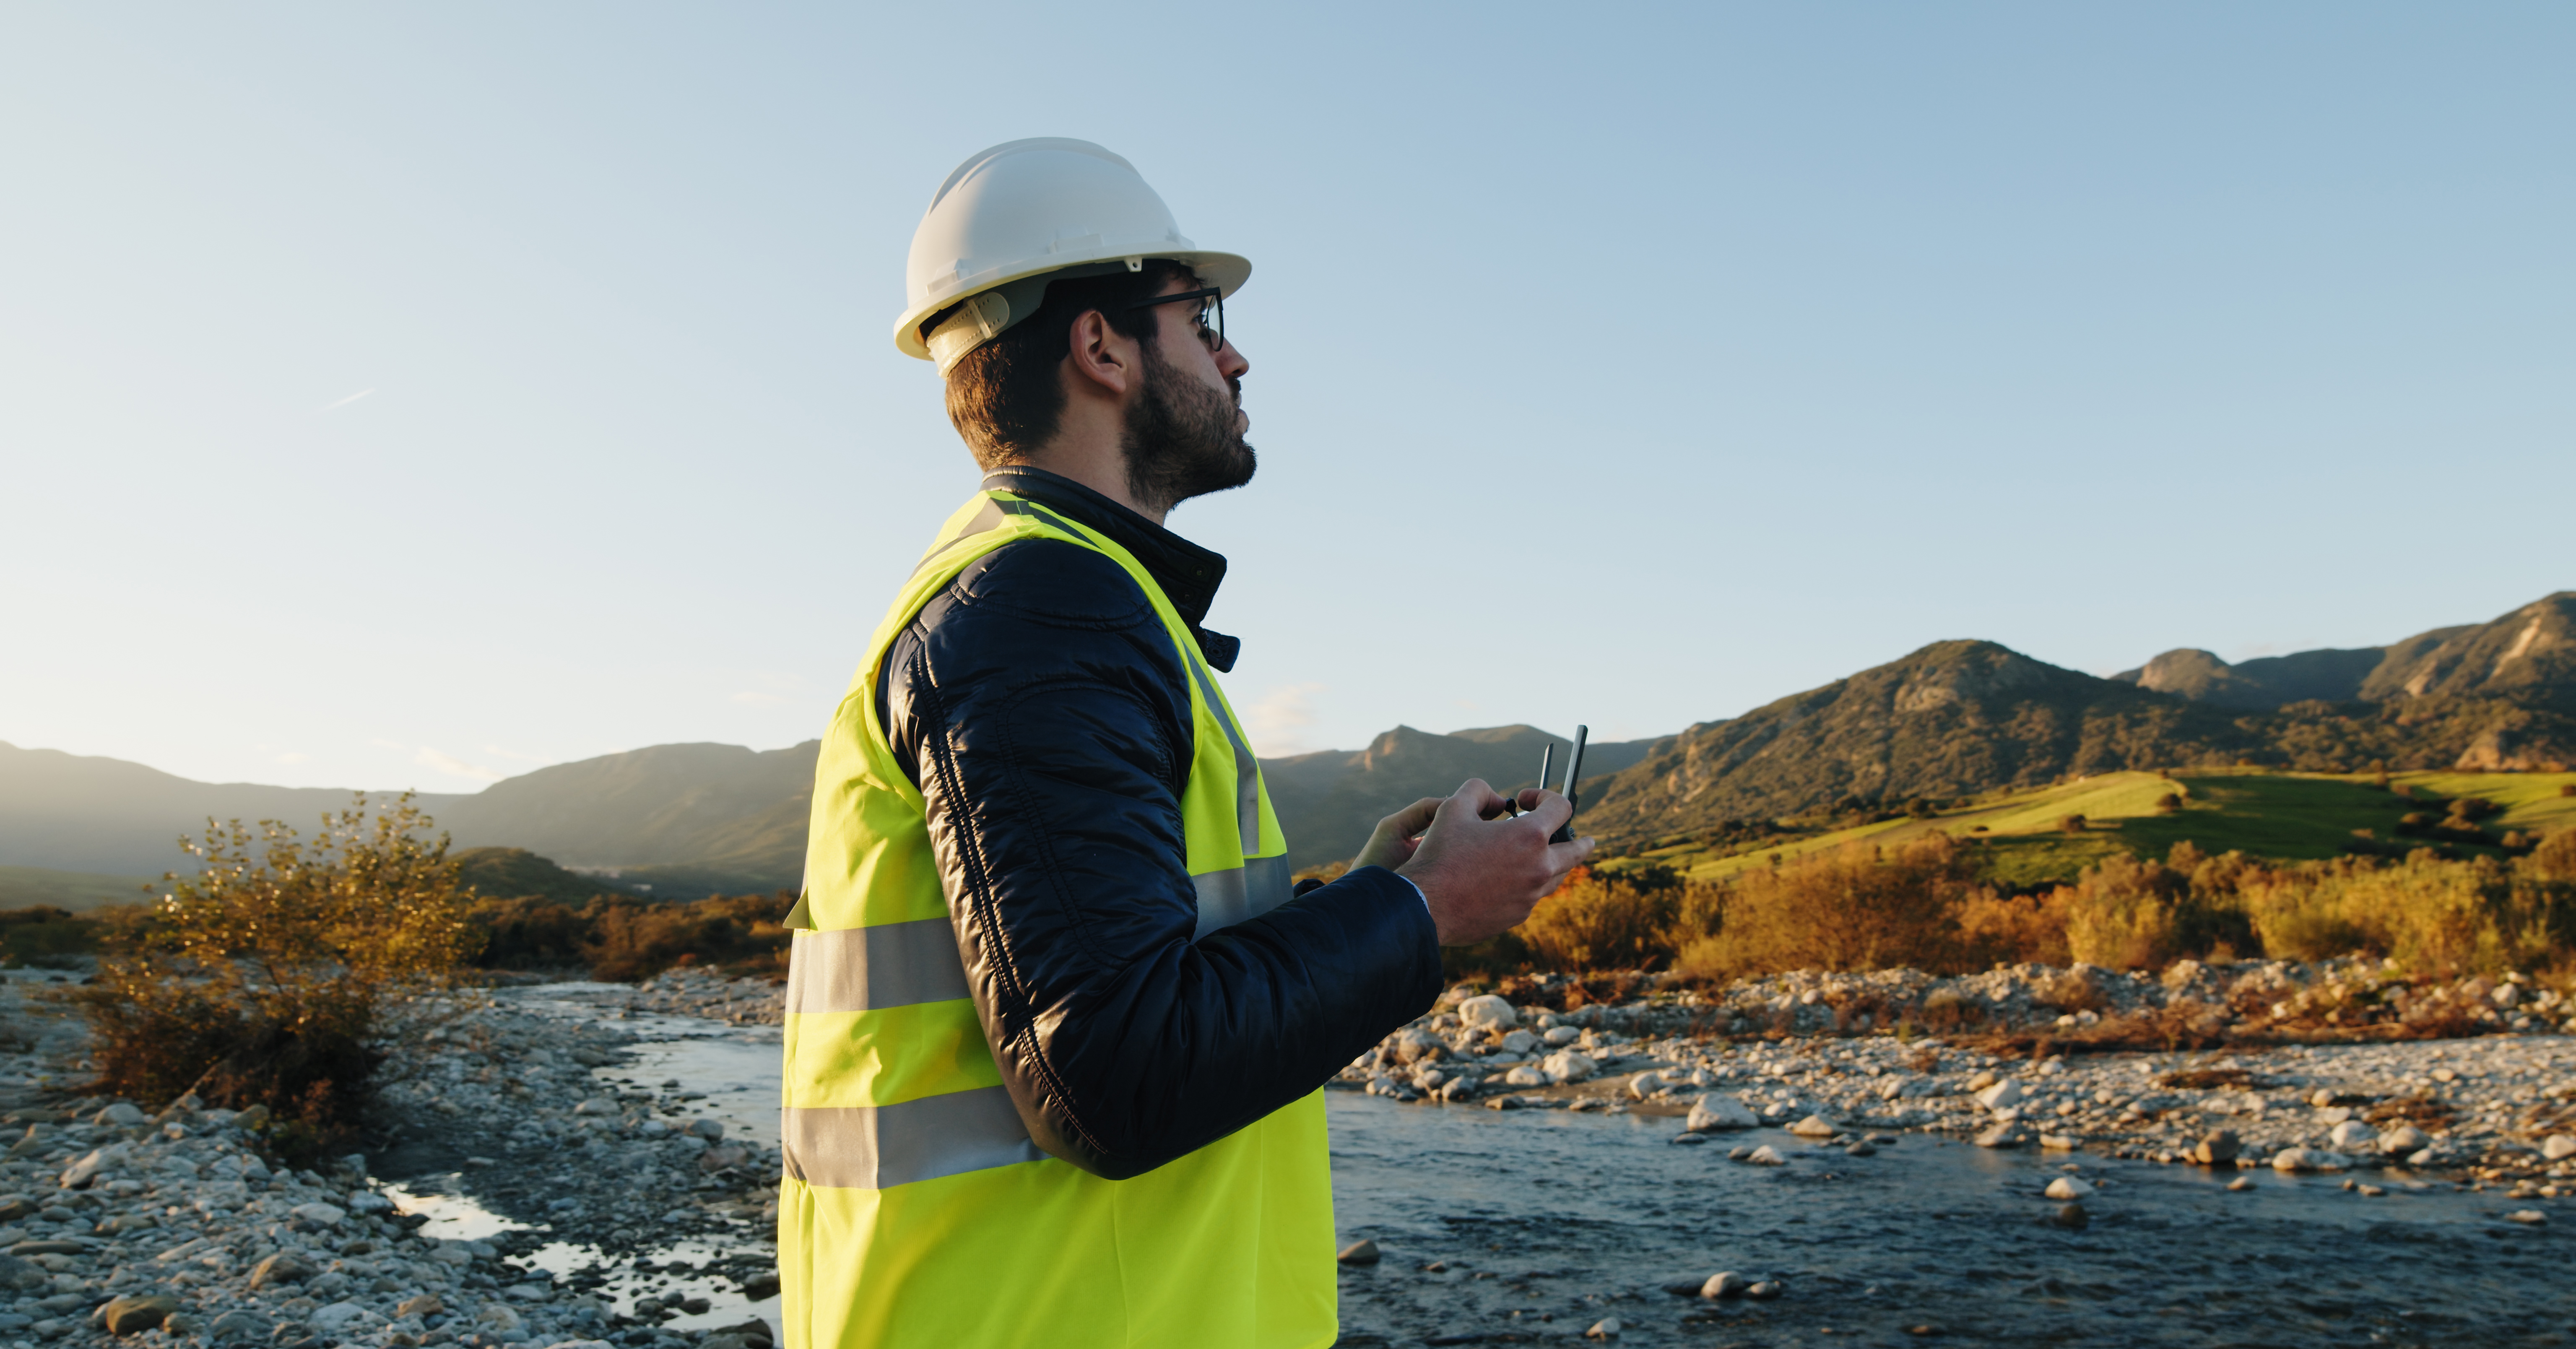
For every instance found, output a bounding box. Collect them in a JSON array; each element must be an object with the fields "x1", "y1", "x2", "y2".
[
  {"x1": 1353, "y1": 796, "x2": 1445, "y2": 873},
  {"x1": 1394, "y1": 778, "x2": 1594, "y2": 946}
]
